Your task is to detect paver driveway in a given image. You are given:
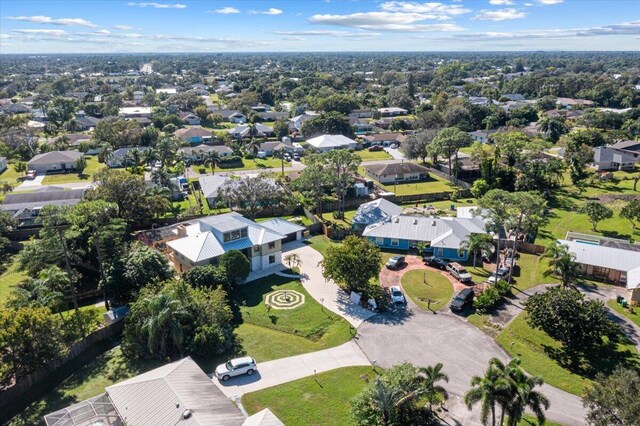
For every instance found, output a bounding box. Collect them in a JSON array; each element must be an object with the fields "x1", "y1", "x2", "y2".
[{"x1": 355, "y1": 307, "x2": 587, "y2": 426}]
